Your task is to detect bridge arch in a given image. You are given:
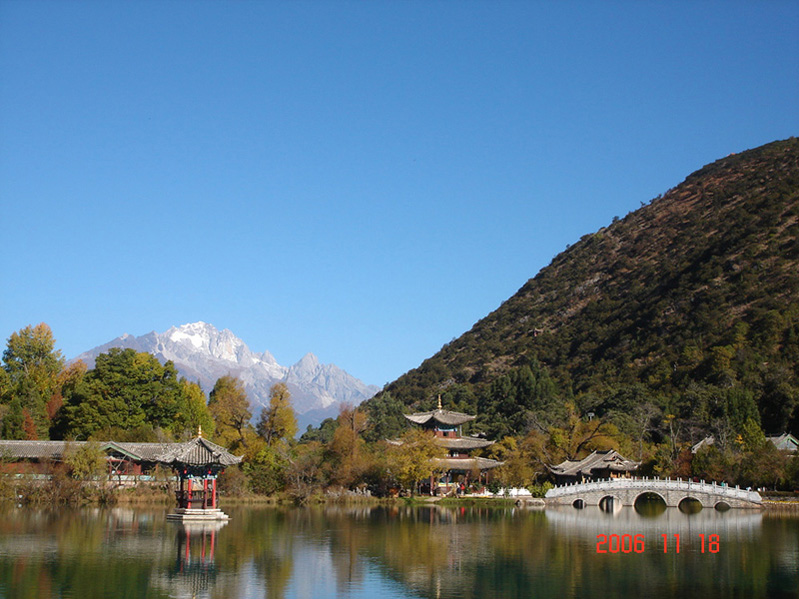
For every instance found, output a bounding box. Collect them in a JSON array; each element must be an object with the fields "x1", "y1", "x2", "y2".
[
  {"x1": 633, "y1": 491, "x2": 667, "y2": 516},
  {"x1": 714, "y1": 500, "x2": 731, "y2": 511},
  {"x1": 572, "y1": 498, "x2": 585, "y2": 509},
  {"x1": 633, "y1": 490, "x2": 666, "y2": 506},
  {"x1": 678, "y1": 496, "x2": 703, "y2": 513},
  {"x1": 598, "y1": 495, "x2": 623, "y2": 514}
]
